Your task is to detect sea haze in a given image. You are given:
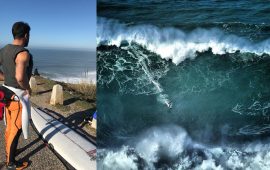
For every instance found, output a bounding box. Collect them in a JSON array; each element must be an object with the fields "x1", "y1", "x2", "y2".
[{"x1": 30, "y1": 47, "x2": 96, "y2": 83}]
